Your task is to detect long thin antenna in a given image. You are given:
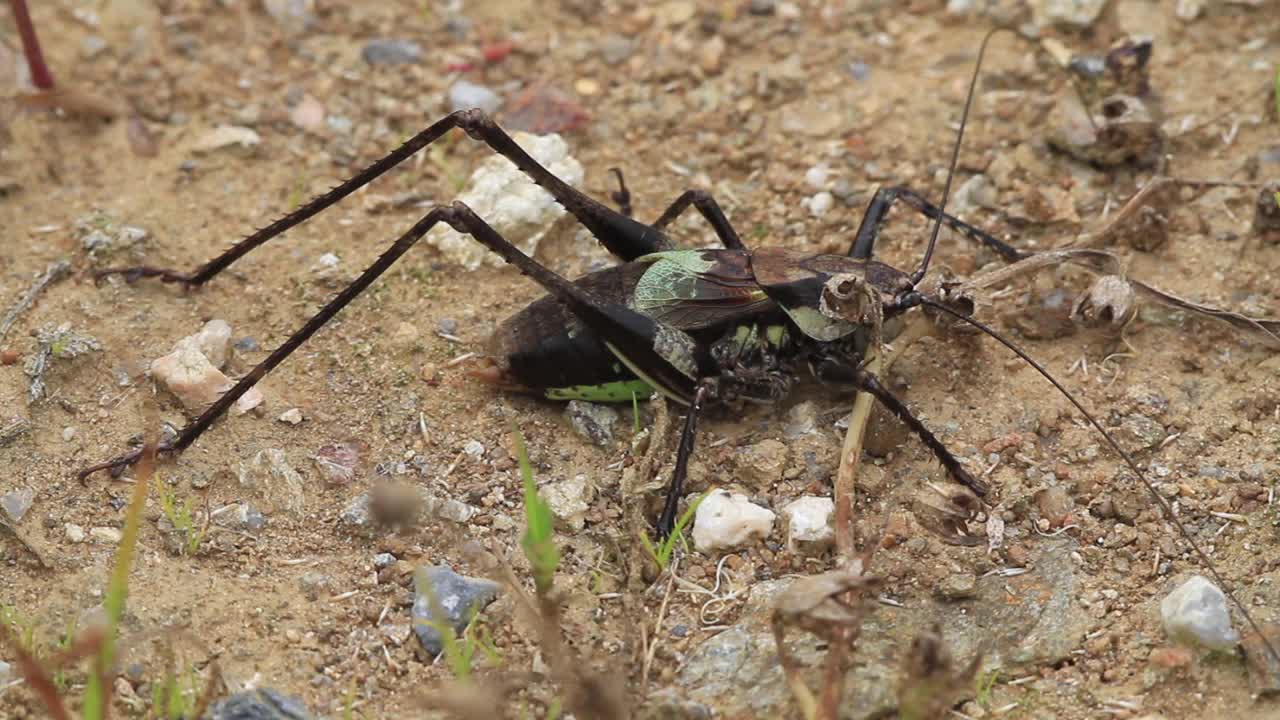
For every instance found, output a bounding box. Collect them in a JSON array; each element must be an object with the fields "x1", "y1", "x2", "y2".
[
  {"x1": 921, "y1": 297, "x2": 1280, "y2": 668},
  {"x1": 911, "y1": 27, "x2": 1012, "y2": 287}
]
